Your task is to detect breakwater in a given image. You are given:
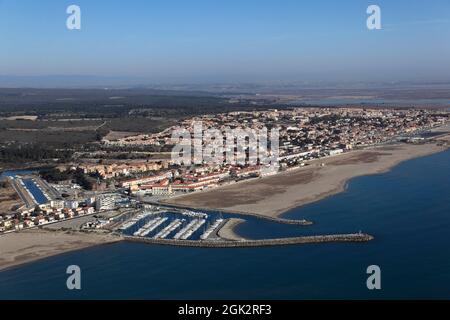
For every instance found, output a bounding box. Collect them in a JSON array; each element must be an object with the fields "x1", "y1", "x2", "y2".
[
  {"x1": 144, "y1": 200, "x2": 313, "y2": 226},
  {"x1": 123, "y1": 233, "x2": 373, "y2": 248}
]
